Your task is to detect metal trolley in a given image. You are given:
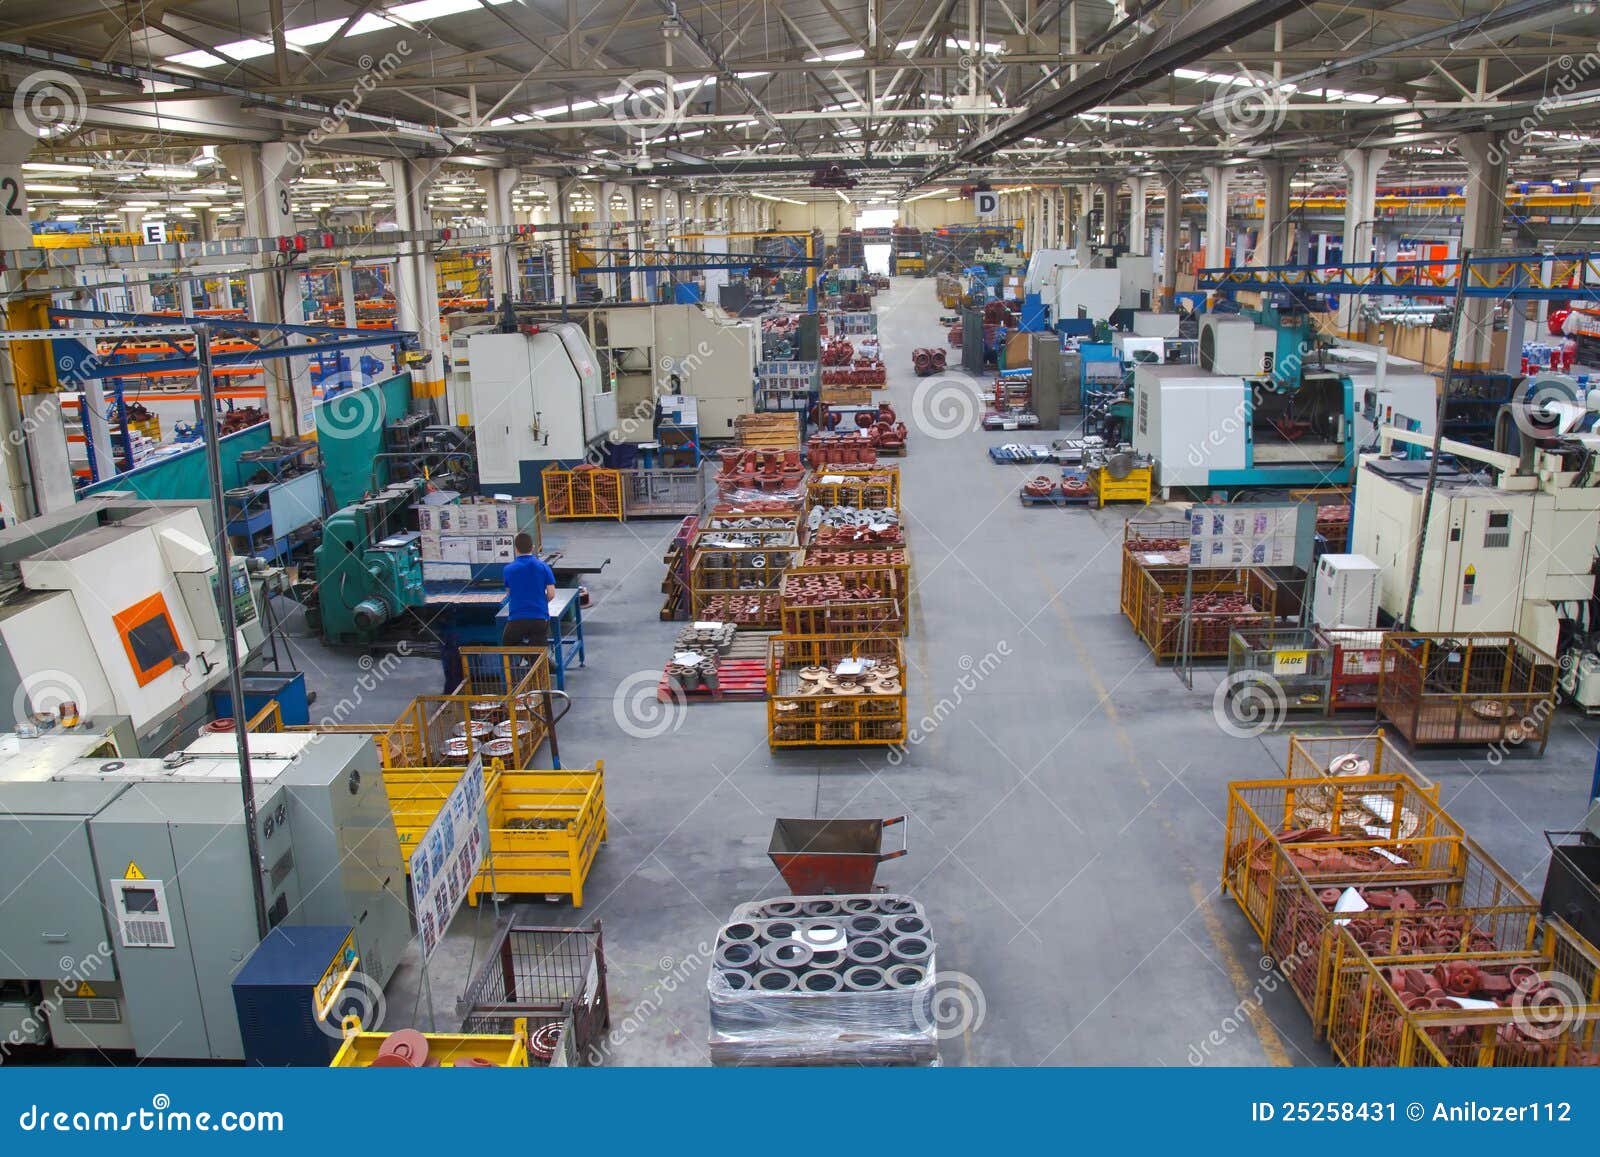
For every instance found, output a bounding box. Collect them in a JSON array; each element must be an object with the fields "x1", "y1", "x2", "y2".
[{"x1": 462, "y1": 923, "x2": 610, "y2": 1066}]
